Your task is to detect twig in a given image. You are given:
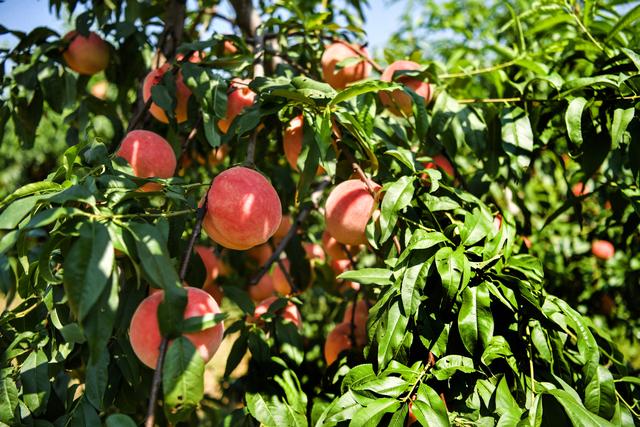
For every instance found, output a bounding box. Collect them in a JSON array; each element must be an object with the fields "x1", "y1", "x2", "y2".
[
  {"x1": 392, "y1": 235, "x2": 402, "y2": 254},
  {"x1": 245, "y1": 131, "x2": 257, "y2": 166},
  {"x1": 178, "y1": 115, "x2": 203, "y2": 167},
  {"x1": 268, "y1": 240, "x2": 299, "y2": 294},
  {"x1": 249, "y1": 179, "x2": 331, "y2": 285},
  {"x1": 145, "y1": 338, "x2": 168, "y2": 427},
  {"x1": 143, "y1": 180, "x2": 213, "y2": 427}
]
